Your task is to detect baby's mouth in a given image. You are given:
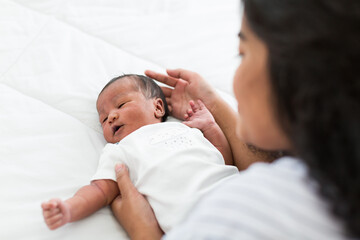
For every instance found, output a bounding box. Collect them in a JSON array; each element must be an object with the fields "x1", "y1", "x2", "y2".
[{"x1": 112, "y1": 125, "x2": 124, "y2": 135}]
